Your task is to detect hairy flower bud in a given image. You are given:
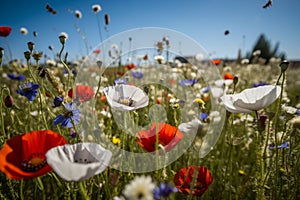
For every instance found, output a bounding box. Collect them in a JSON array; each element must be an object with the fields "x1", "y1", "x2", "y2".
[
  {"x1": 27, "y1": 42, "x2": 34, "y2": 52},
  {"x1": 4, "y1": 95, "x2": 14, "y2": 108},
  {"x1": 59, "y1": 32, "x2": 68, "y2": 45},
  {"x1": 24, "y1": 51, "x2": 31, "y2": 61},
  {"x1": 279, "y1": 60, "x2": 289, "y2": 73}
]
